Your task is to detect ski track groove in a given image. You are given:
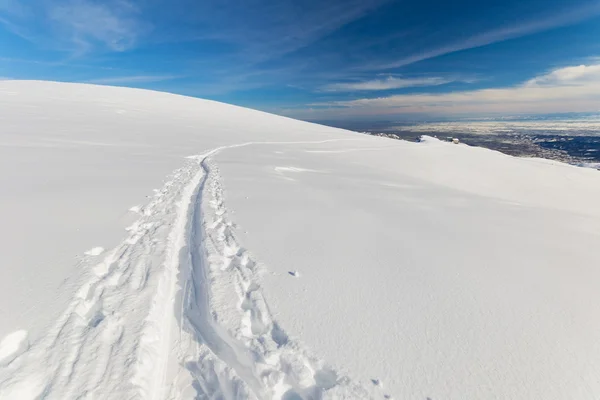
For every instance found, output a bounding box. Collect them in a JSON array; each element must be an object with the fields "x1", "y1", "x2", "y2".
[{"x1": 0, "y1": 139, "x2": 383, "y2": 400}]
